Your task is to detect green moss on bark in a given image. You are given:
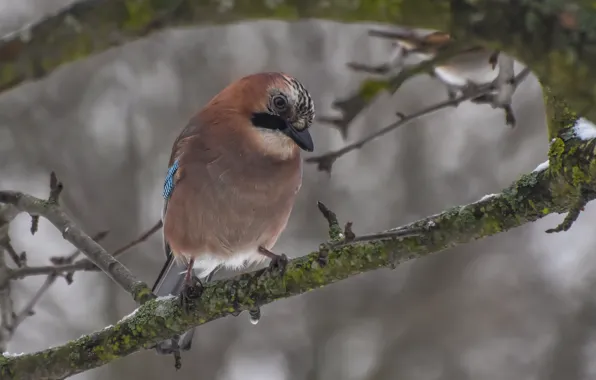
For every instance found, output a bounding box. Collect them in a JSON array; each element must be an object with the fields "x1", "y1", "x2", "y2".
[{"x1": 4, "y1": 88, "x2": 596, "y2": 378}]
